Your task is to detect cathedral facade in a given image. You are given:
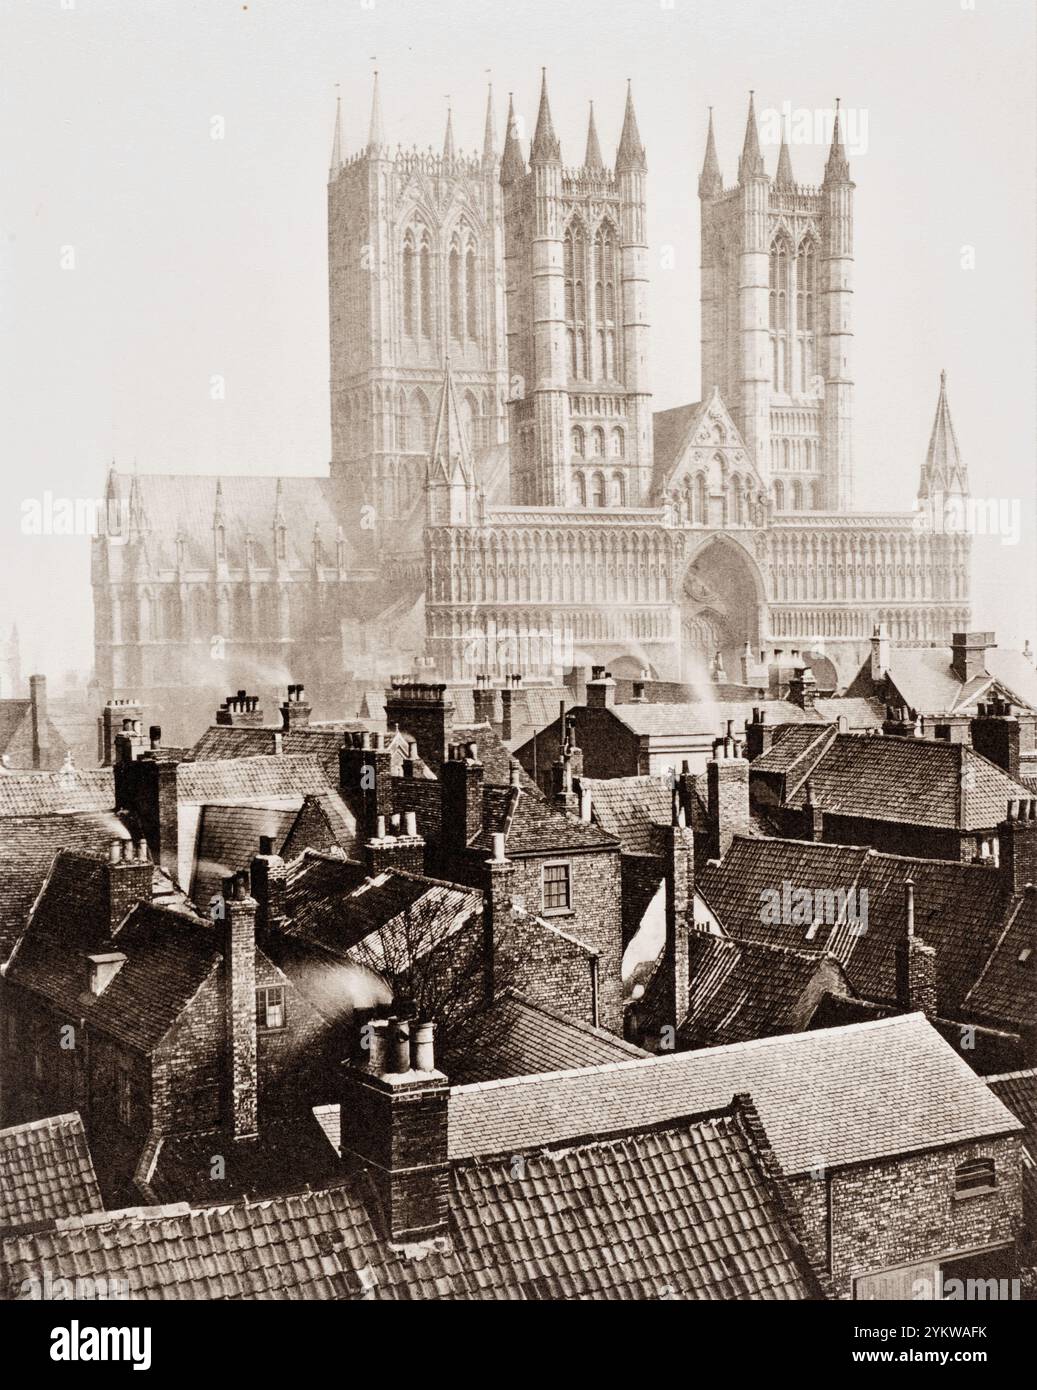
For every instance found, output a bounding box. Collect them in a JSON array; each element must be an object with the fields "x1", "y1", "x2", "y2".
[{"x1": 92, "y1": 74, "x2": 971, "y2": 737}]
